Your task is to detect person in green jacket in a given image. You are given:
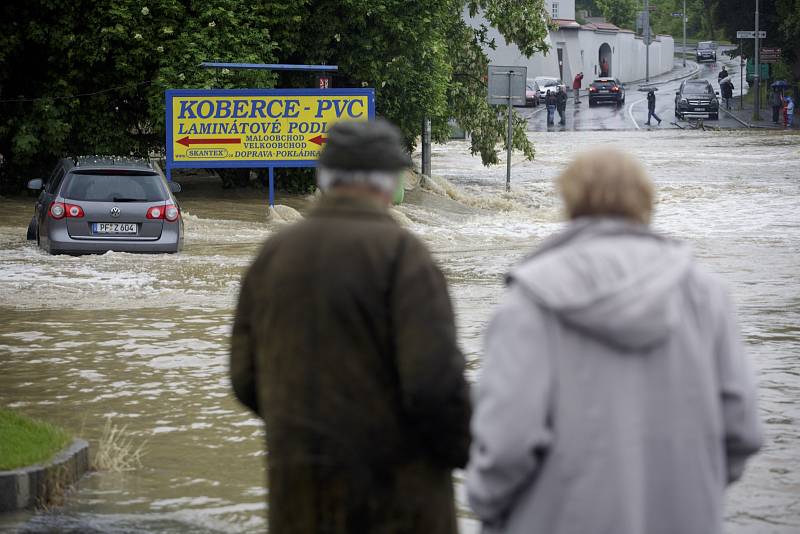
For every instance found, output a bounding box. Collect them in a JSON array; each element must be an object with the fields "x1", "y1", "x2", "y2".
[{"x1": 230, "y1": 119, "x2": 471, "y2": 534}]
